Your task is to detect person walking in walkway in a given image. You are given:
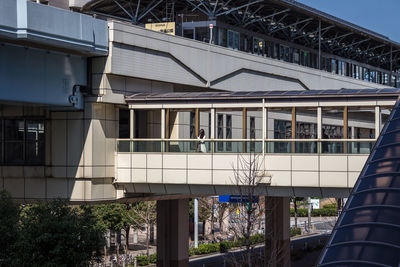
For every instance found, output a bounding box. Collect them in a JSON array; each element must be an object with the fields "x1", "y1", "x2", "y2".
[{"x1": 198, "y1": 129, "x2": 206, "y2": 152}]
